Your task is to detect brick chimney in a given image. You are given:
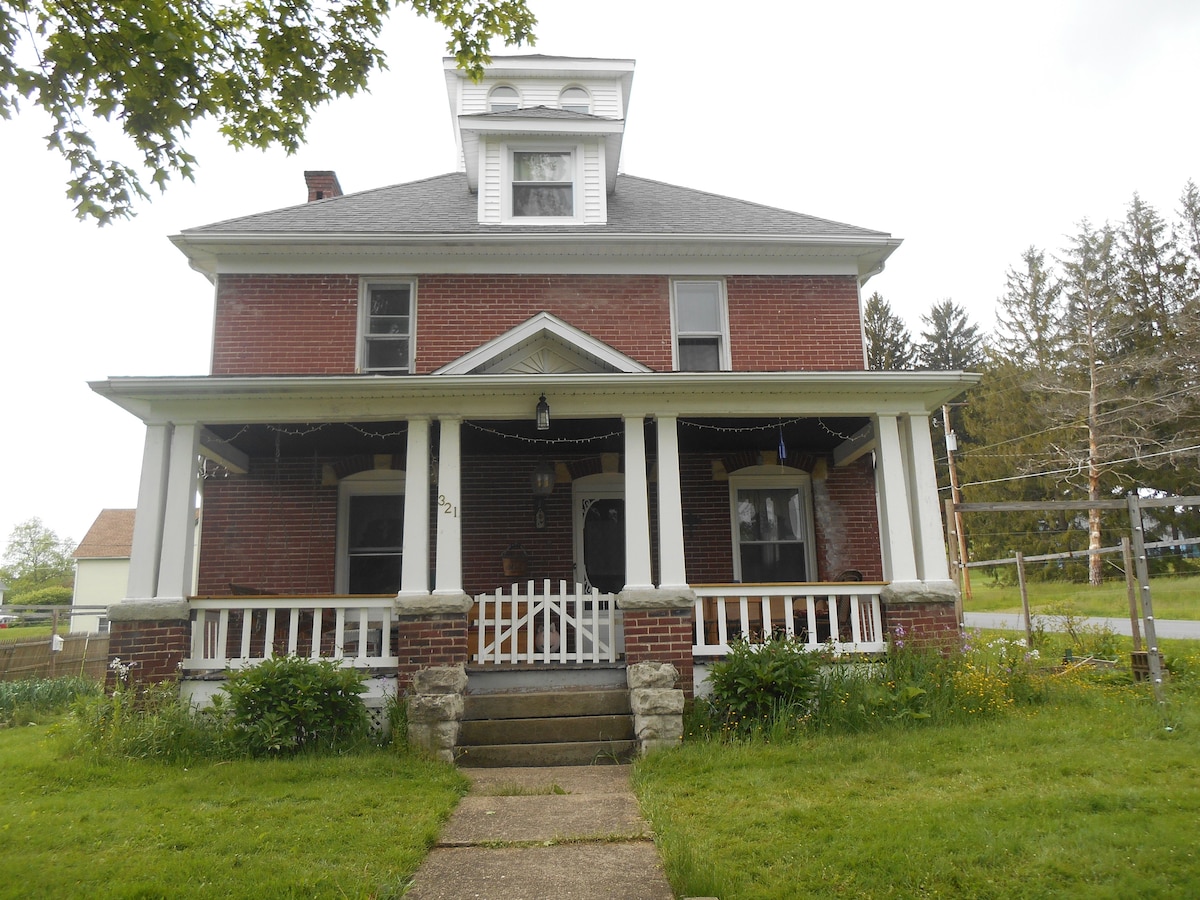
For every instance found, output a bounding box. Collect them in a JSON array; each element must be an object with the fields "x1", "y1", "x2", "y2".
[{"x1": 304, "y1": 171, "x2": 342, "y2": 202}]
